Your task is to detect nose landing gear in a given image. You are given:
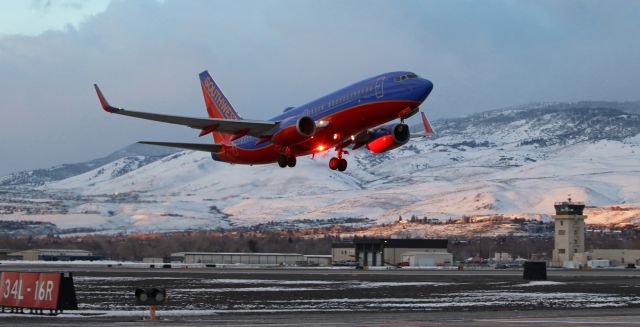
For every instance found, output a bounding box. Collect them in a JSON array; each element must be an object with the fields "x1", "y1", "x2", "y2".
[{"x1": 329, "y1": 148, "x2": 348, "y2": 172}]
